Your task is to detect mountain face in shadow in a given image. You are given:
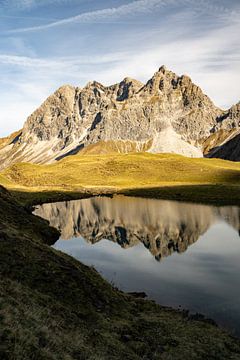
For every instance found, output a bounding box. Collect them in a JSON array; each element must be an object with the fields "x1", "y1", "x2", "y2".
[
  {"x1": 34, "y1": 196, "x2": 240, "y2": 261},
  {"x1": 207, "y1": 131, "x2": 240, "y2": 162}
]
